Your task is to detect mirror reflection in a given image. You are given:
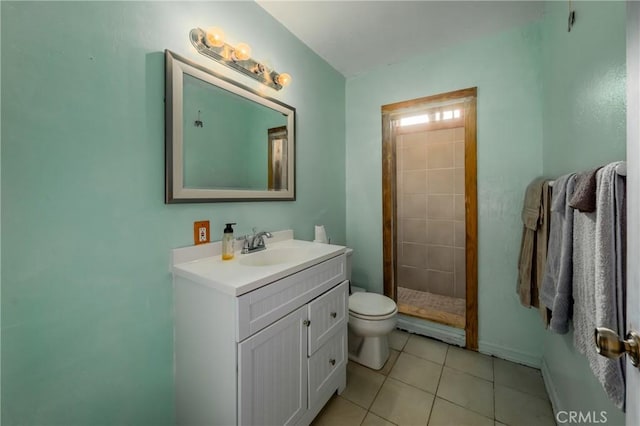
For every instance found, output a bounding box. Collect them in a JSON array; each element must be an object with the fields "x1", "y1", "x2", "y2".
[
  {"x1": 182, "y1": 74, "x2": 288, "y2": 191},
  {"x1": 165, "y1": 50, "x2": 296, "y2": 203}
]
